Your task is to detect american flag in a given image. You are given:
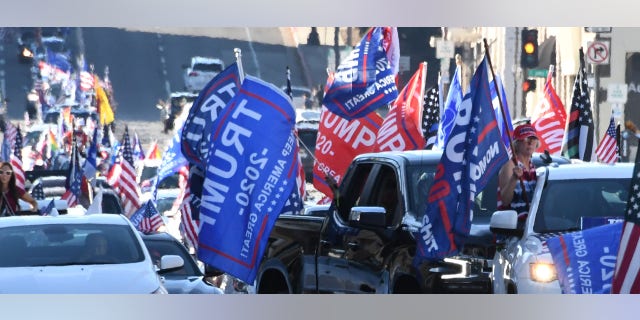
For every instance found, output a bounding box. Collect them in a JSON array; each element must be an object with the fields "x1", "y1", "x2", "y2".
[
  {"x1": 61, "y1": 138, "x2": 82, "y2": 207},
  {"x1": 40, "y1": 199, "x2": 56, "y2": 216},
  {"x1": 1, "y1": 120, "x2": 17, "y2": 162},
  {"x1": 31, "y1": 179, "x2": 46, "y2": 200},
  {"x1": 79, "y1": 71, "x2": 94, "y2": 92},
  {"x1": 107, "y1": 126, "x2": 142, "y2": 217},
  {"x1": 612, "y1": 145, "x2": 640, "y2": 293},
  {"x1": 179, "y1": 185, "x2": 199, "y2": 250},
  {"x1": 595, "y1": 115, "x2": 618, "y2": 164},
  {"x1": 132, "y1": 131, "x2": 145, "y2": 164},
  {"x1": 562, "y1": 48, "x2": 595, "y2": 161},
  {"x1": 422, "y1": 85, "x2": 440, "y2": 149},
  {"x1": 10, "y1": 126, "x2": 25, "y2": 192},
  {"x1": 130, "y1": 200, "x2": 165, "y2": 234}
]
